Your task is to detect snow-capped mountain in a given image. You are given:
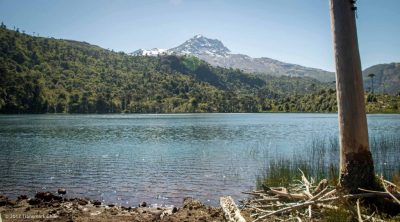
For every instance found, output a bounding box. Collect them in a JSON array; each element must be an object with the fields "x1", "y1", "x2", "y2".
[
  {"x1": 130, "y1": 48, "x2": 168, "y2": 56},
  {"x1": 131, "y1": 35, "x2": 334, "y2": 82},
  {"x1": 169, "y1": 34, "x2": 231, "y2": 57},
  {"x1": 130, "y1": 35, "x2": 230, "y2": 57}
]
